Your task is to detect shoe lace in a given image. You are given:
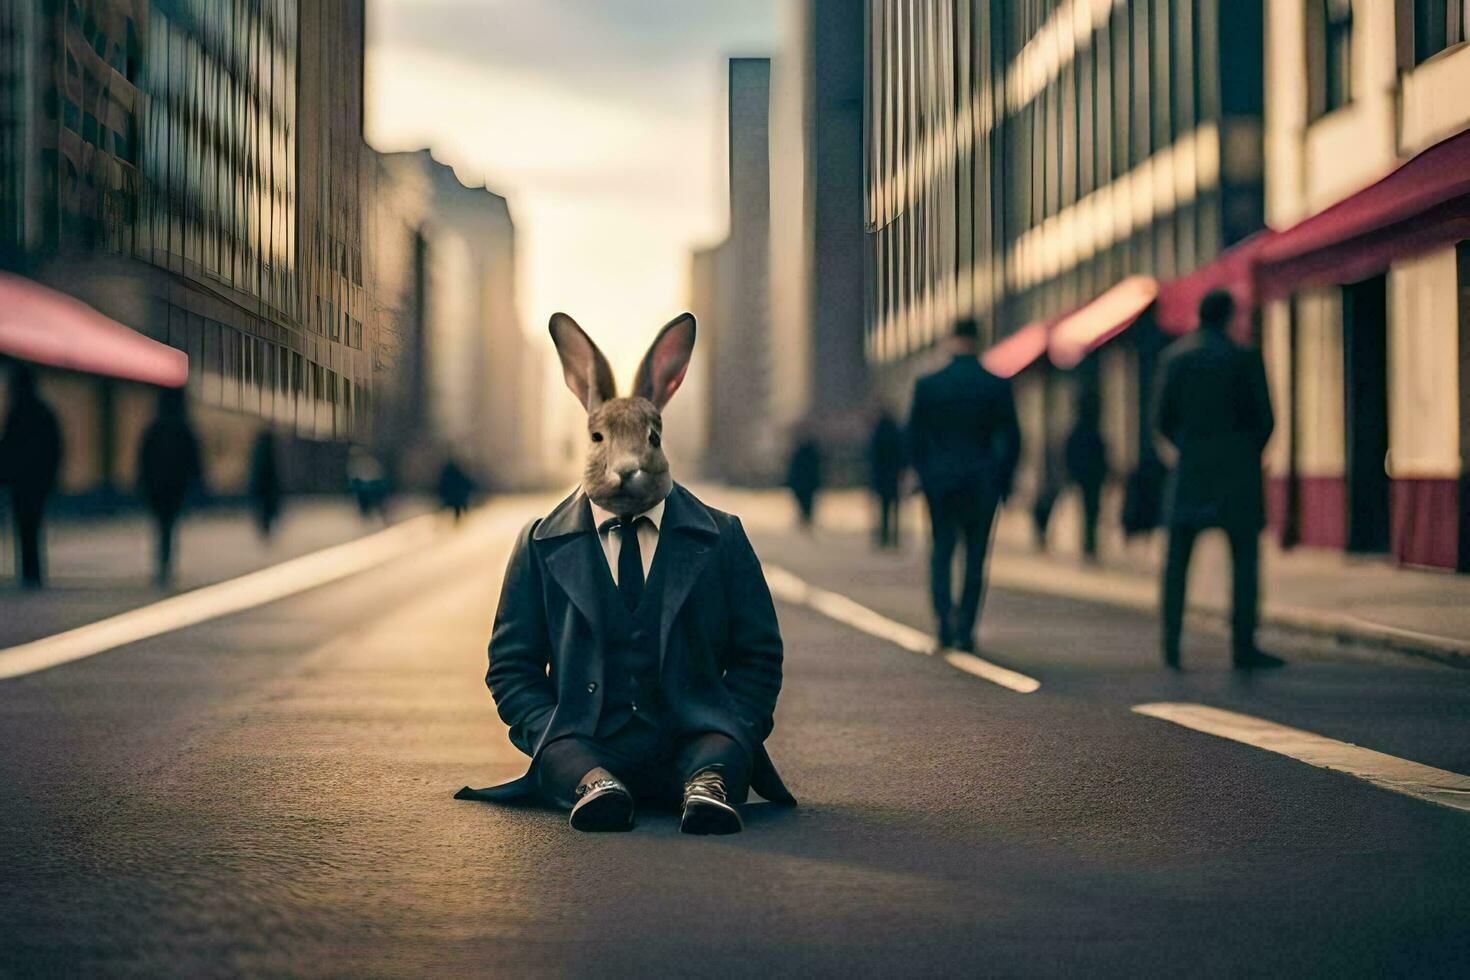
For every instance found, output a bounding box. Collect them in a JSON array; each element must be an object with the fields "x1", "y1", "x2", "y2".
[
  {"x1": 577, "y1": 777, "x2": 623, "y2": 798},
  {"x1": 683, "y1": 769, "x2": 727, "y2": 806}
]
